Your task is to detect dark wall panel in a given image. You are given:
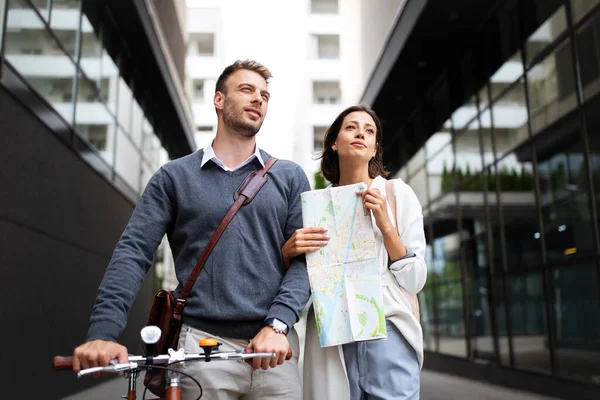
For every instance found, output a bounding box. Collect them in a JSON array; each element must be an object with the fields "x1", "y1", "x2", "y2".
[
  {"x1": 0, "y1": 90, "x2": 134, "y2": 255},
  {"x1": 0, "y1": 88, "x2": 155, "y2": 398}
]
